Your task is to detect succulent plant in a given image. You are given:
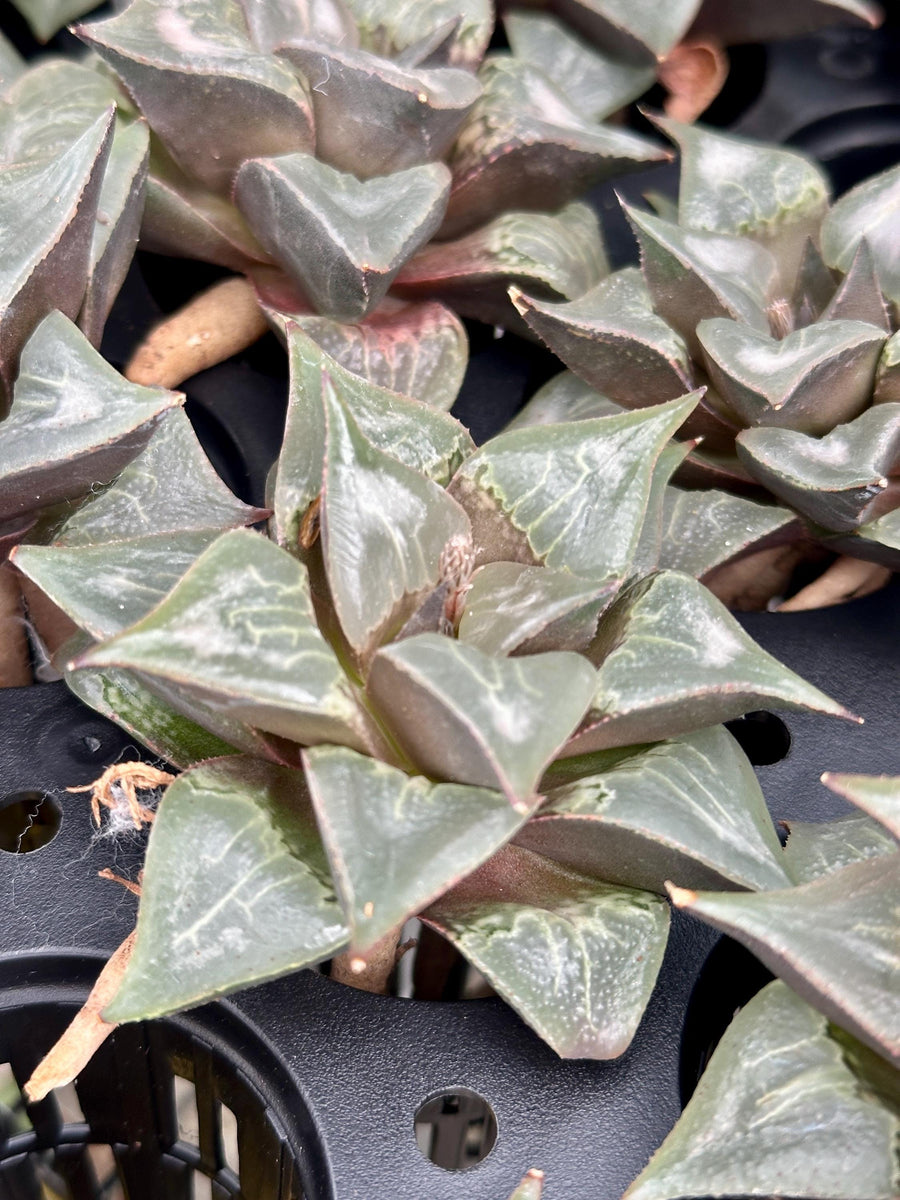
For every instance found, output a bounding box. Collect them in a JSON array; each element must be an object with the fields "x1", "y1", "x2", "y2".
[{"x1": 511, "y1": 119, "x2": 900, "y2": 575}]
